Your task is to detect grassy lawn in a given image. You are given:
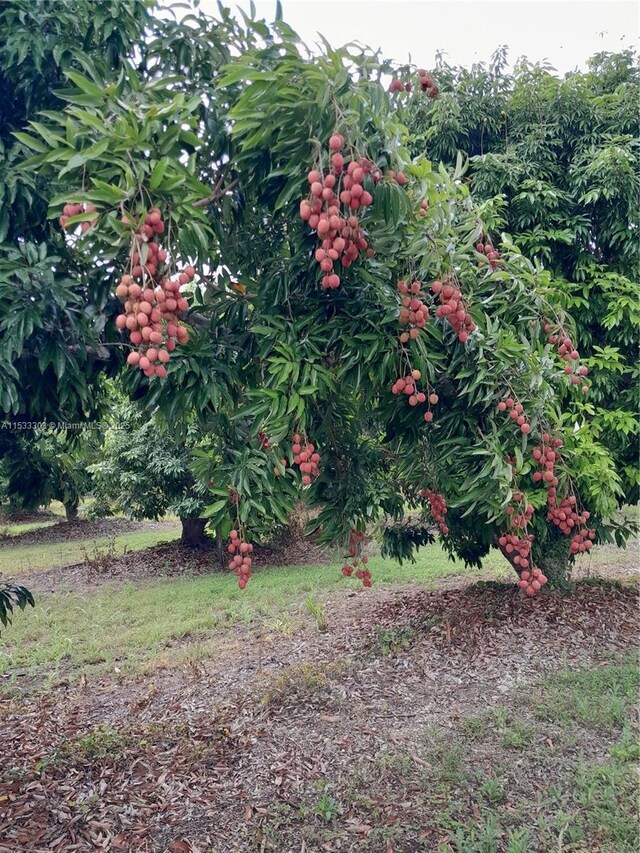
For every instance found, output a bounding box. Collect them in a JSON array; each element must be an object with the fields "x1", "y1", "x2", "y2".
[
  {"x1": 0, "y1": 527, "x2": 181, "y2": 575},
  {"x1": 266, "y1": 652, "x2": 639, "y2": 851},
  {"x1": 0, "y1": 544, "x2": 510, "y2": 685}
]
